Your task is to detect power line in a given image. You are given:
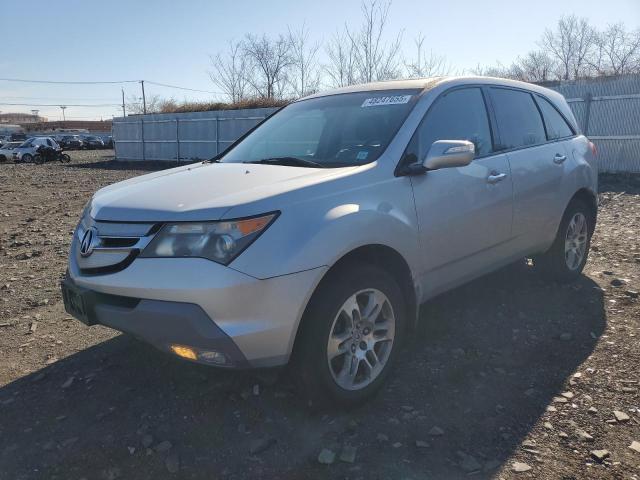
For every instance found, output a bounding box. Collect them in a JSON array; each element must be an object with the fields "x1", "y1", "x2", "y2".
[
  {"x1": 145, "y1": 80, "x2": 223, "y2": 95},
  {"x1": 0, "y1": 77, "x2": 224, "y2": 94},
  {"x1": 0, "y1": 103, "x2": 120, "y2": 107},
  {"x1": 0, "y1": 95, "x2": 122, "y2": 101},
  {"x1": 0, "y1": 77, "x2": 138, "y2": 85}
]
